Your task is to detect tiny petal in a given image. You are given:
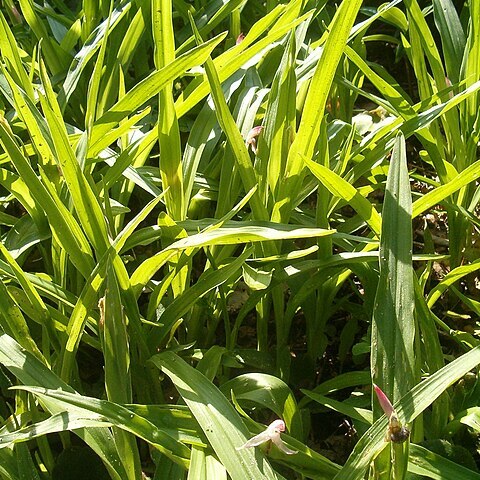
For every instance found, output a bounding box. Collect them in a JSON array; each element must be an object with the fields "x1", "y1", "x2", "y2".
[
  {"x1": 236, "y1": 431, "x2": 272, "y2": 450},
  {"x1": 373, "y1": 383, "x2": 395, "y2": 418},
  {"x1": 272, "y1": 436, "x2": 298, "y2": 455},
  {"x1": 267, "y1": 419, "x2": 285, "y2": 433},
  {"x1": 236, "y1": 33, "x2": 245, "y2": 45},
  {"x1": 245, "y1": 125, "x2": 264, "y2": 154}
]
